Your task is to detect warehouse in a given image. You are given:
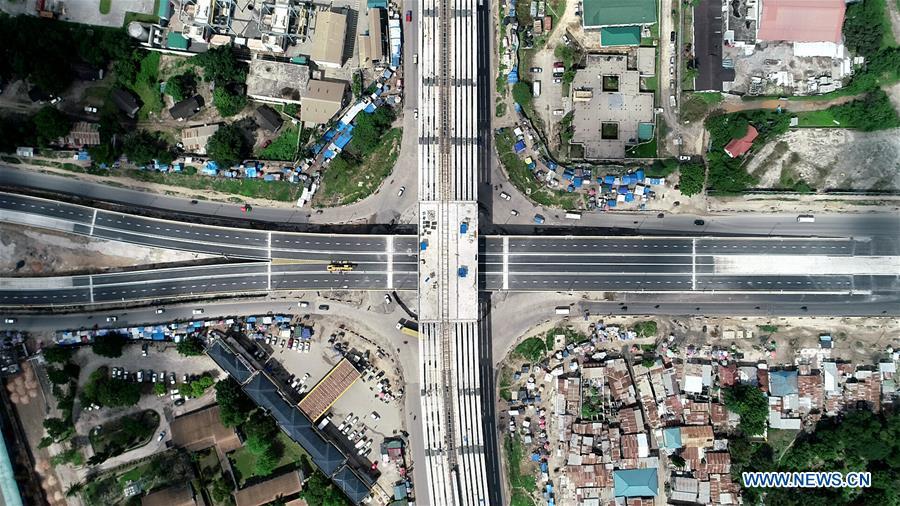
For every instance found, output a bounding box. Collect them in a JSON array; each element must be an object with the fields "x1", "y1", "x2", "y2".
[
  {"x1": 582, "y1": 0, "x2": 657, "y2": 29},
  {"x1": 310, "y1": 9, "x2": 348, "y2": 69},
  {"x1": 757, "y1": 0, "x2": 845, "y2": 43},
  {"x1": 300, "y1": 79, "x2": 348, "y2": 125}
]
